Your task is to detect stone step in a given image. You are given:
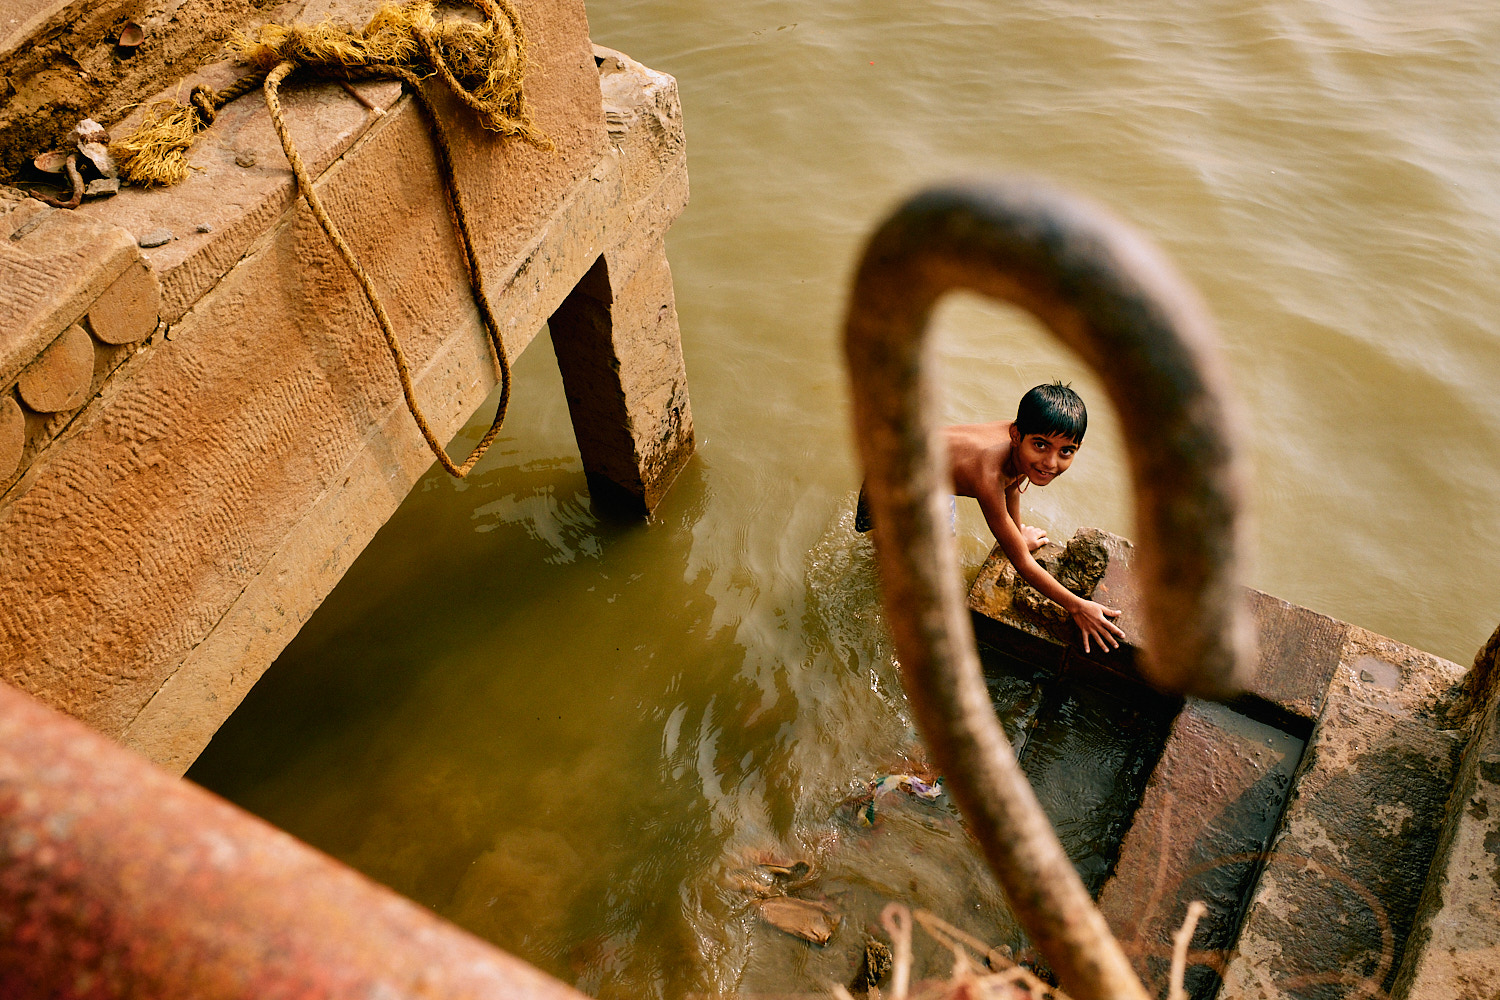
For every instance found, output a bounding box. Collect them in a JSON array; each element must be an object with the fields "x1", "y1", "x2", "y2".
[
  {"x1": 966, "y1": 529, "x2": 1487, "y2": 1000},
  {"x1": 1388, "y1": 626, "x2": 1500, "y2": 1000}
]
